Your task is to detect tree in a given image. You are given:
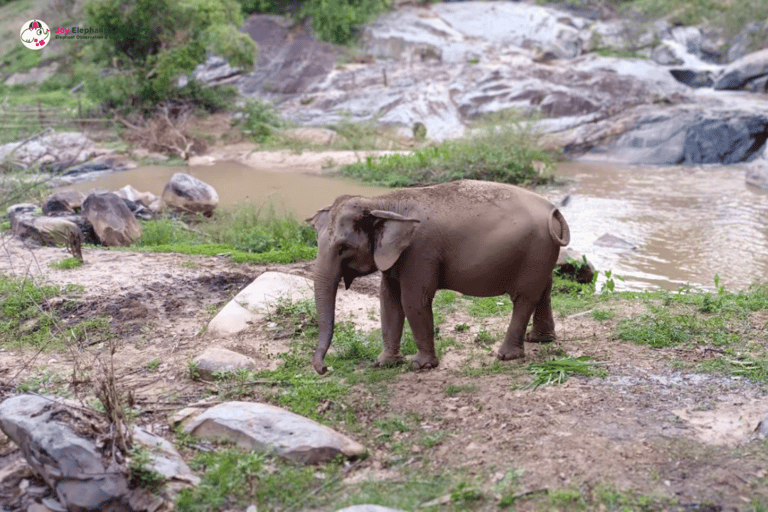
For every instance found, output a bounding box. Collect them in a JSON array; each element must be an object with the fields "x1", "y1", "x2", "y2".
[{"x1": 84, "y1": 0, "x2": 257, "y2": 112}]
